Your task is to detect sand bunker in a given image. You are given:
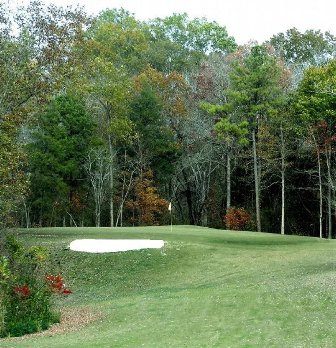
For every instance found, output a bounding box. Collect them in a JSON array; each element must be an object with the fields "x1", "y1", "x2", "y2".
[{"x1": 69, "y1": 239, "x2": 164, "y2": 253}]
